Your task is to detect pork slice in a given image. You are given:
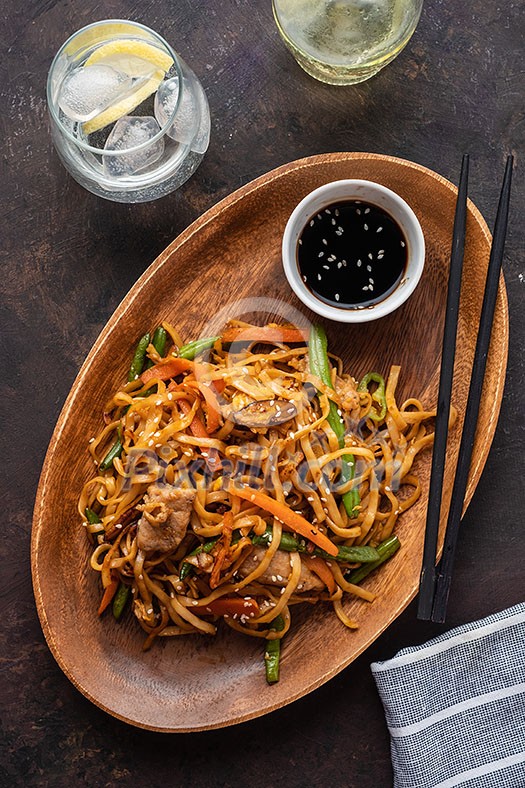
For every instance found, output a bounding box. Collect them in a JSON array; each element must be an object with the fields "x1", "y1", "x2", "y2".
[
  {"x1": 137, "y1": 483, "x2": 196, "y2": 554},
  {"x1": 238, "y1": 546, "x2": 324, "y2": 592},
  {"x1": 335, "y1": 375, "x2": 359, "y2": 412}
]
